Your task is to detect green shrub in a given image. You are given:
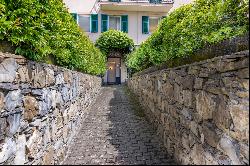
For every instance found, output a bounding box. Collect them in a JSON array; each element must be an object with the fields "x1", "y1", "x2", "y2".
[
  {"x1": 95, "y1": 30, "x2": 134, "y2": 56},
  {"x1": 0, "y1": 0, "x2": 106, "y2": 75},
  {"x1": 126, "y1": 0, "x2": 249, "y2": 72}
]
